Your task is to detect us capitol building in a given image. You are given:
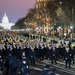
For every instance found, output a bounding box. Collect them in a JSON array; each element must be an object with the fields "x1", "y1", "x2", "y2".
[{"x1": 0, "y1": 13, "x2": 15, "y2": 30}]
